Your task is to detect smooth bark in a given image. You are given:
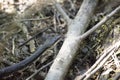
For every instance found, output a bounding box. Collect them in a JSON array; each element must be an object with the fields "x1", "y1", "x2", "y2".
[{"x1": 45, "y1": 0, "x2": 98, "y2": 80}]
